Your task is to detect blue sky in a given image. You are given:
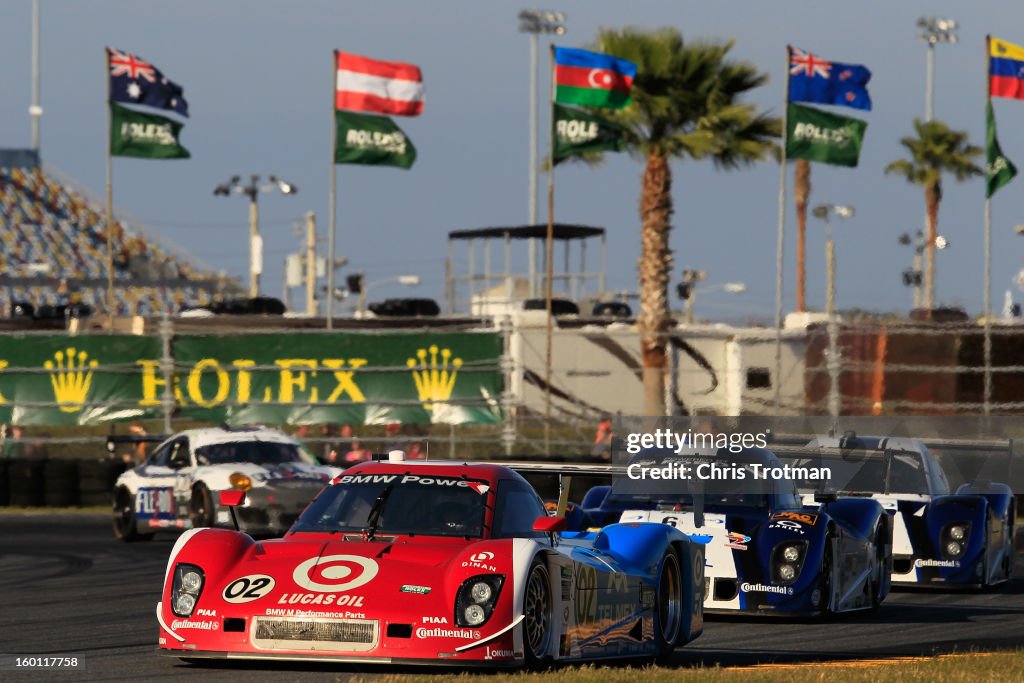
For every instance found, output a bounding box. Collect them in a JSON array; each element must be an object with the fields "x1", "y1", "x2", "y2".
[{"x1": 2, "y1": 1, "x2": 1023, "y2": 321}]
